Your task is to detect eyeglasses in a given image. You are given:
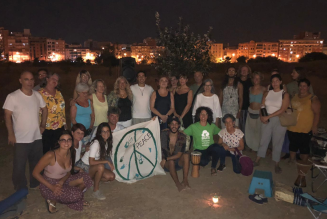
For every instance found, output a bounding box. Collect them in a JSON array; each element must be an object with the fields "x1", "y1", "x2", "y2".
[
  {"x1": 59, "y1": 139, "x2": 72, "y2": 143},
  {"x1": 101, "y1": 130, "x2": 110, "y2": 134}
]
